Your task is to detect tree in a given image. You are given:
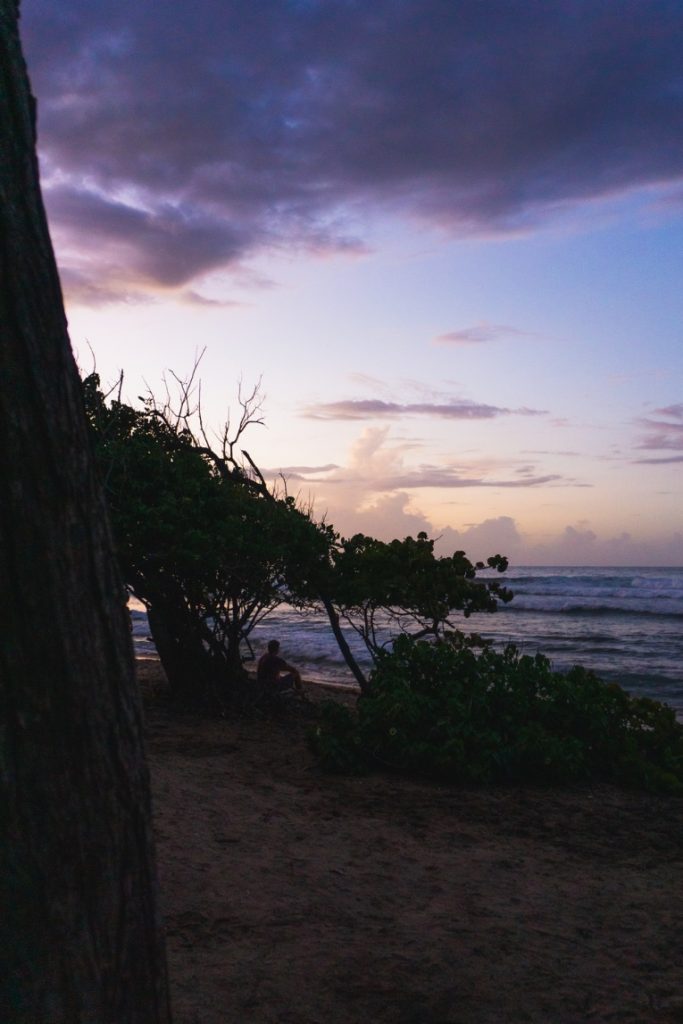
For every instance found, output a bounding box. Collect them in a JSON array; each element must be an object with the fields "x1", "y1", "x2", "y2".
[
  {"x1": 313, "y1": 530, "x2": 512, "y2": 693},
  {"x1": 84, "y1": 370, "x2": 512, "y2": 702},
  {"x1": 0, "y1": 5, "x2": 171, "y2": 1020},
  {"x1": 84, "y1": 362, "x2": 515, "y2": 704},
  {"x1": 83, "y1": 372, "x2": 327, "y2": 706}
]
